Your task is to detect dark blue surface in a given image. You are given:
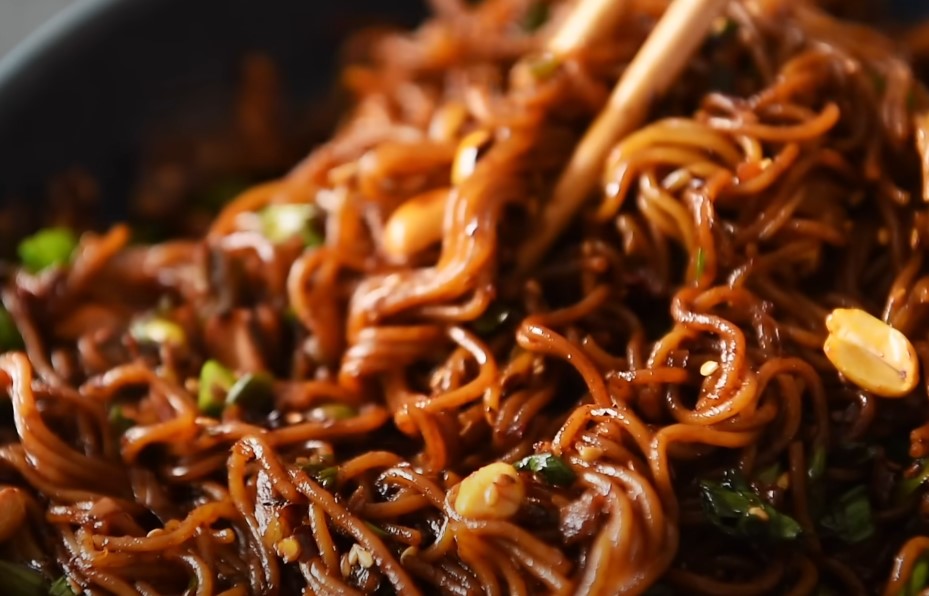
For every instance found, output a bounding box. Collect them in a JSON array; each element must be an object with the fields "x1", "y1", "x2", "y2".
[
  {"x1": 890, "y1": 0, "x2": 929, "y2": 21},
  {"x1": 0, "y1": 0, "x2": 425, "y2": 218}
]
